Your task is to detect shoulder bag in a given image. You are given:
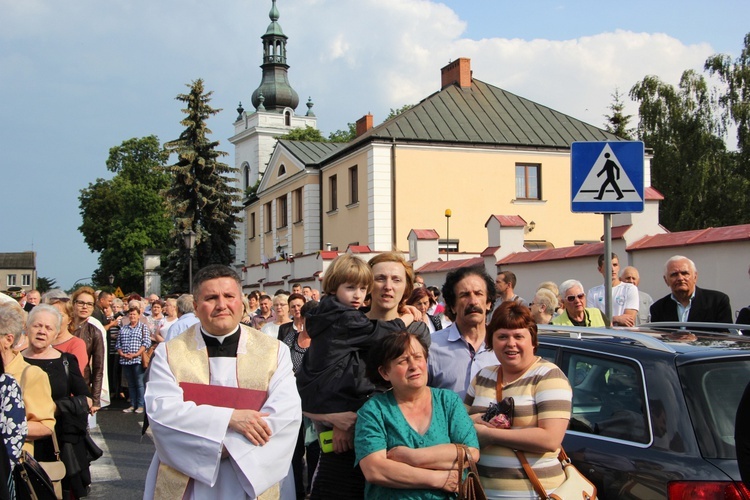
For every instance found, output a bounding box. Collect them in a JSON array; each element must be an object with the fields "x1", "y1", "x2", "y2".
[
  {"x1": 455, "y1": 444, "x2": 487, "y2": 500},
  {"x1": 496, "y1": 366, "x2": 596, "y2": 500}
]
